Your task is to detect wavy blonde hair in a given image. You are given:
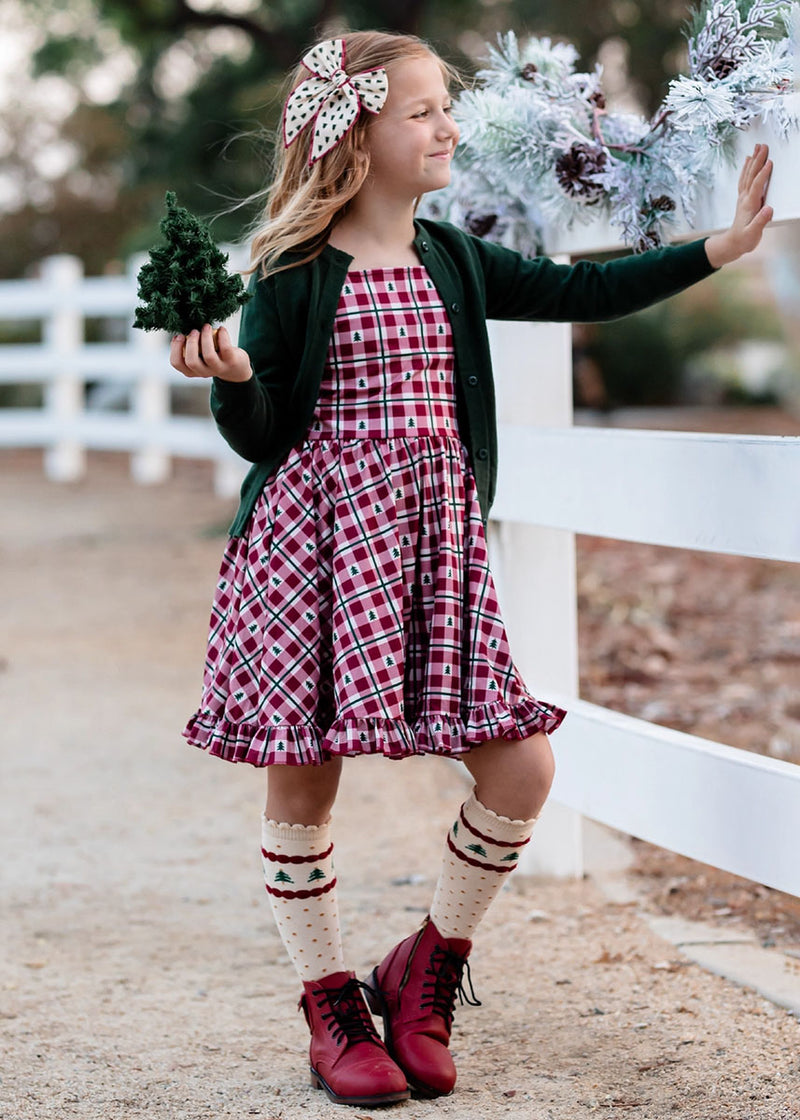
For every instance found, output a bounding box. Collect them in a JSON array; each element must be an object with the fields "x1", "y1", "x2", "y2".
[{"x1": 244, "y1": 30, "x2": 463, "y2": 279}]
